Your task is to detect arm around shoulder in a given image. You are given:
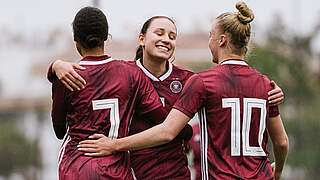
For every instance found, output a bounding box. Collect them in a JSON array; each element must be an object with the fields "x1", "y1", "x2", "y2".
[
  {"x1": 48, "y1": 60, "x2": 86, "y2": 91},
  {"x1": 114, "y1": 108, "x2": 191, "y2": 152},
  {"x1": 77, "y1": 108, "x2": 192, "y2": 156}
]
